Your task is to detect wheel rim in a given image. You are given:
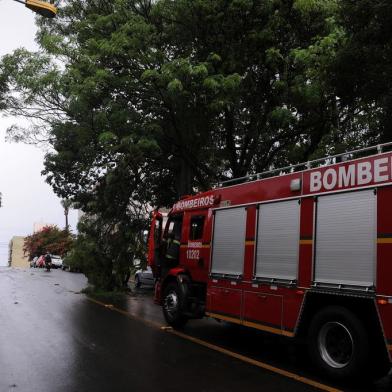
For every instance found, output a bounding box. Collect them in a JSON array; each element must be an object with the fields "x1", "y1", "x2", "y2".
[
  {"x1": 164, "y1": 290, "x2": 179, "y2": 319},
  {"x1": 318, "y1": 321, "x2": 354, "y2": 369}
]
